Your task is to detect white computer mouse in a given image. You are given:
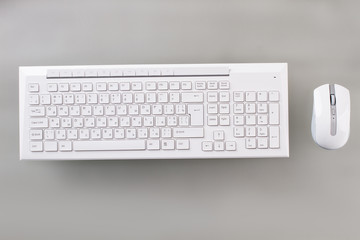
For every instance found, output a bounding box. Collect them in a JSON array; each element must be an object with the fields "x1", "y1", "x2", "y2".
[{"x1": 311, "y1": 84, "x2": 350, "y2": 150}]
